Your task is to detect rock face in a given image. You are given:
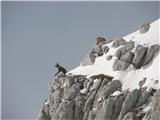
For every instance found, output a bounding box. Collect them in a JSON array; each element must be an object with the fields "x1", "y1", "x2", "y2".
[
  {"x1": 142, "y1": 44, "x2": 160, "y2": 66},
  {"x1": 143, "y1": 89, "x2": 160, "y2": 120},
  {"x1": 113, "y1": 59, "x2": 130, "y2": 71},
  {"x1": 38, "y1": 72, "x2": 160, "y2": 120},
  {"x1": 132, "y1": 45, "x2": 148, "y2": 69}
]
